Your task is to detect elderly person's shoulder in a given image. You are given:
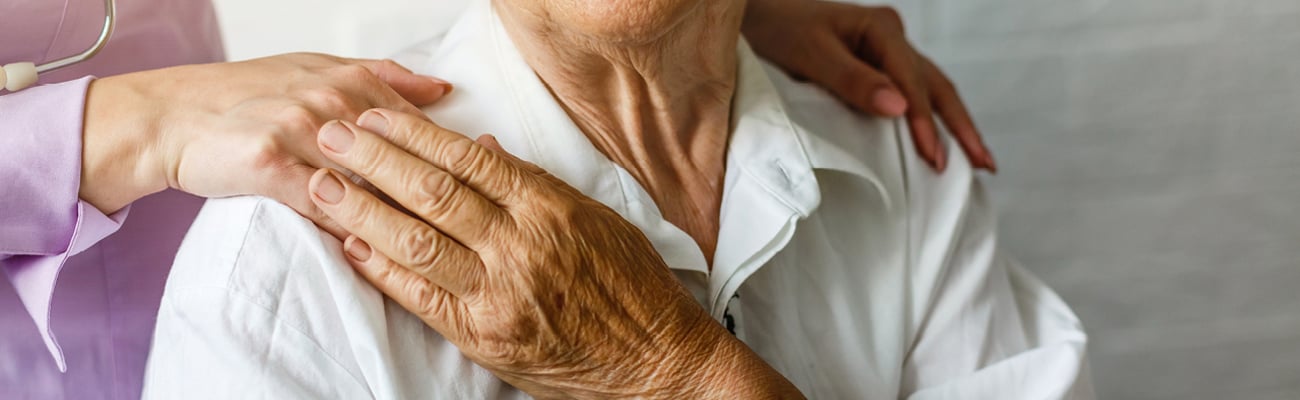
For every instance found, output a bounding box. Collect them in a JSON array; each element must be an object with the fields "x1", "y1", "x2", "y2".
[
  {"x1": 756, "y1": 55, "x2": 983, "y2": 216},
  {"x1": 146, "y1": 195, "x2": 528, "y2": 399}
]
